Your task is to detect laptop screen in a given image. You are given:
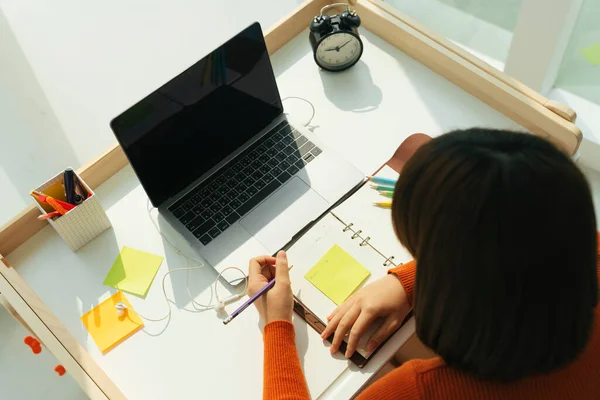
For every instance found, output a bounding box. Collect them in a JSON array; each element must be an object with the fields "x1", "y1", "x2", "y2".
[{"x1": 110, "y1": 23, "x2": 283, "y2": 207}]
